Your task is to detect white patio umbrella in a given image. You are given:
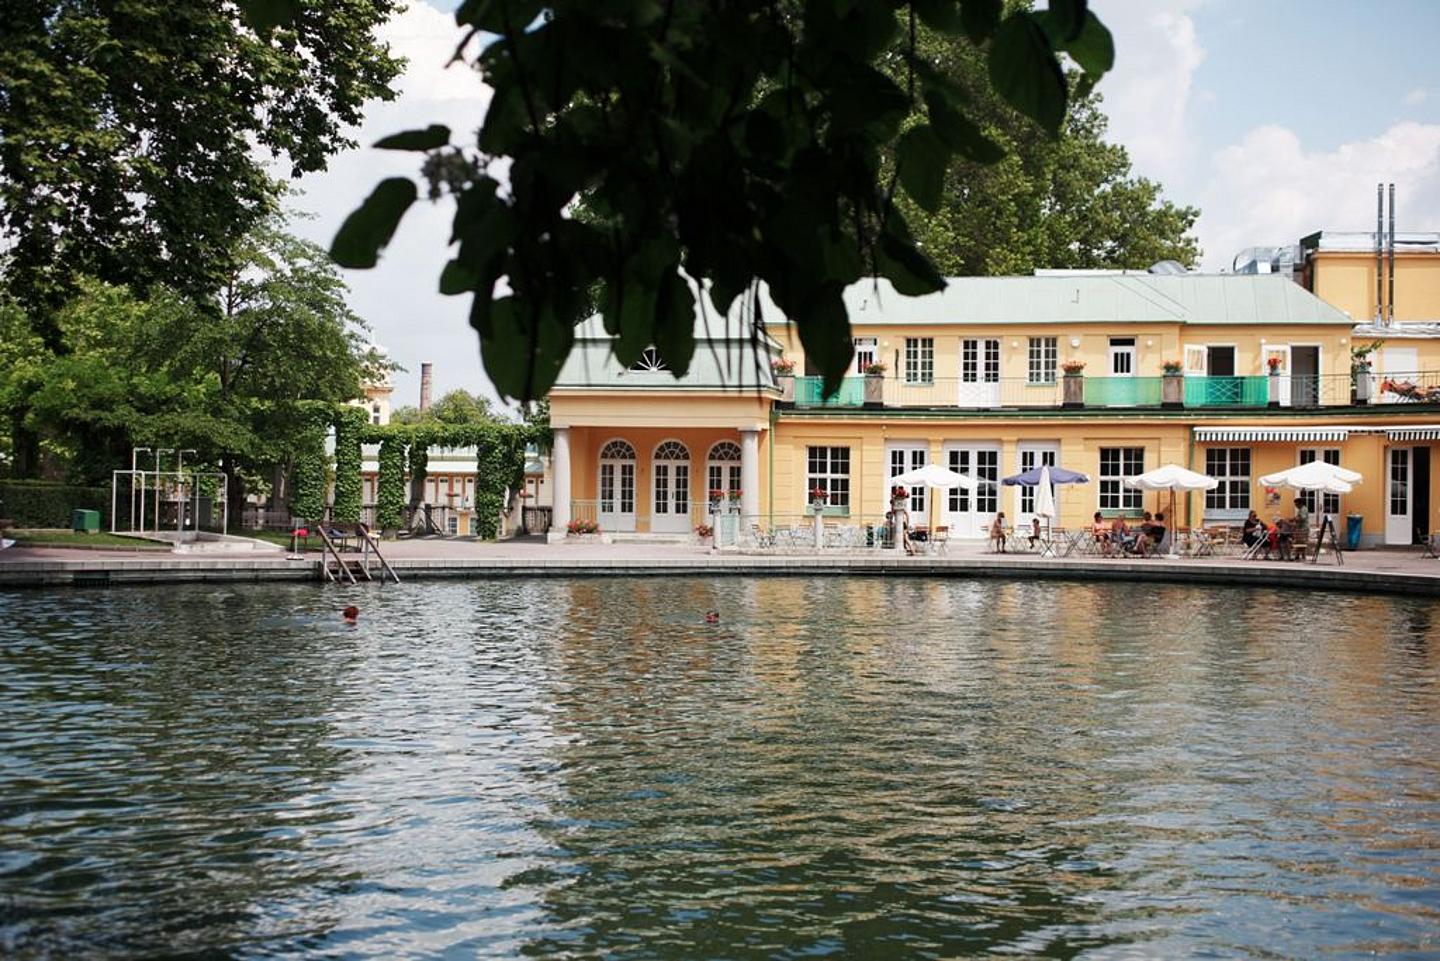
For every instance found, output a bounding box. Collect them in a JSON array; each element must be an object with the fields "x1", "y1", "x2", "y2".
[
  {"x1": 891, "y1": 463, "x2": 977, "y2": 534},
  {"x1": 1124, "y1": 463, "x2": 1218, "y2": 557},
  {"x1": 1258, "y1": 461, "x2": 1361, "y2": 495},
  {"x1": 1035, "y1": 463, "x2": 1057, "y2": 521}
]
